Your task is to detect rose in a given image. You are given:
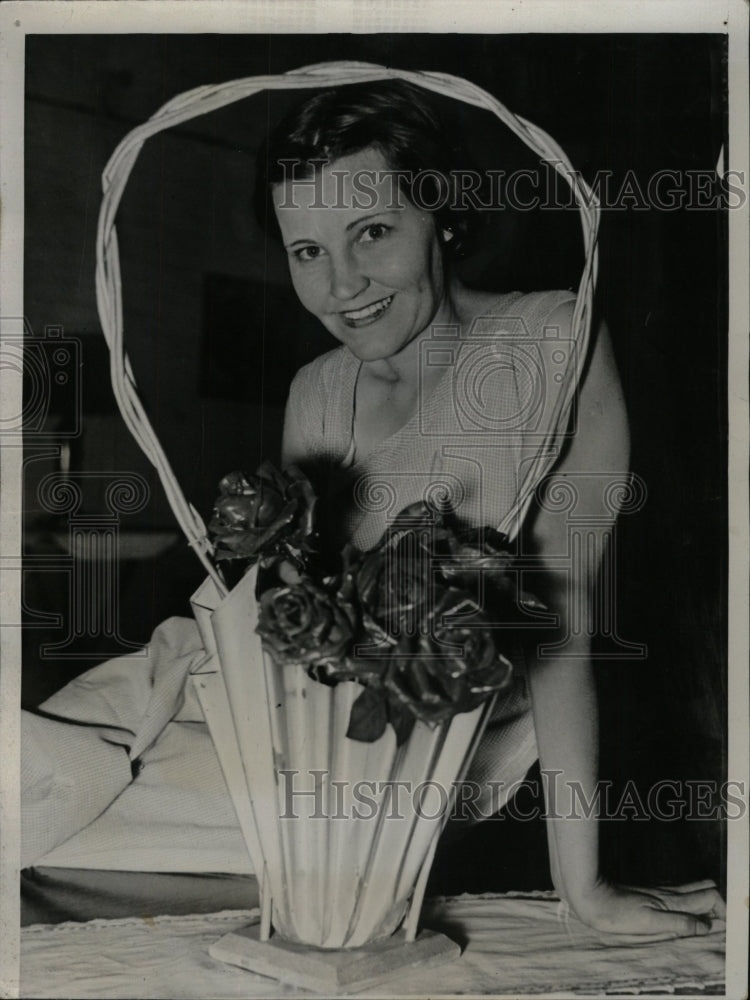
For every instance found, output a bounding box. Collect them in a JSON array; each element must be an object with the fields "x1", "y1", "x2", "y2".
[
  {"x1": 210, "y1": 477, "x2": 285, "y2": 557},
  {"x1": 208, "y1": 462, "x2": 316, "y2": 567},
  {"x1": 437, "y1": 525, "x2": 546, "y2": 617},
  {"x1": 355, "y1": 529, "x2": 434, "y2": 639},
  {"x1": 437, "y1": 526, "x2": 512, "y2": 586},
  {"x1": 384, "y1": 588, "x2": 513, "y2": 727},
  {"x1": 257, "y1": 579, "x2": 356, "y2": 671}
]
